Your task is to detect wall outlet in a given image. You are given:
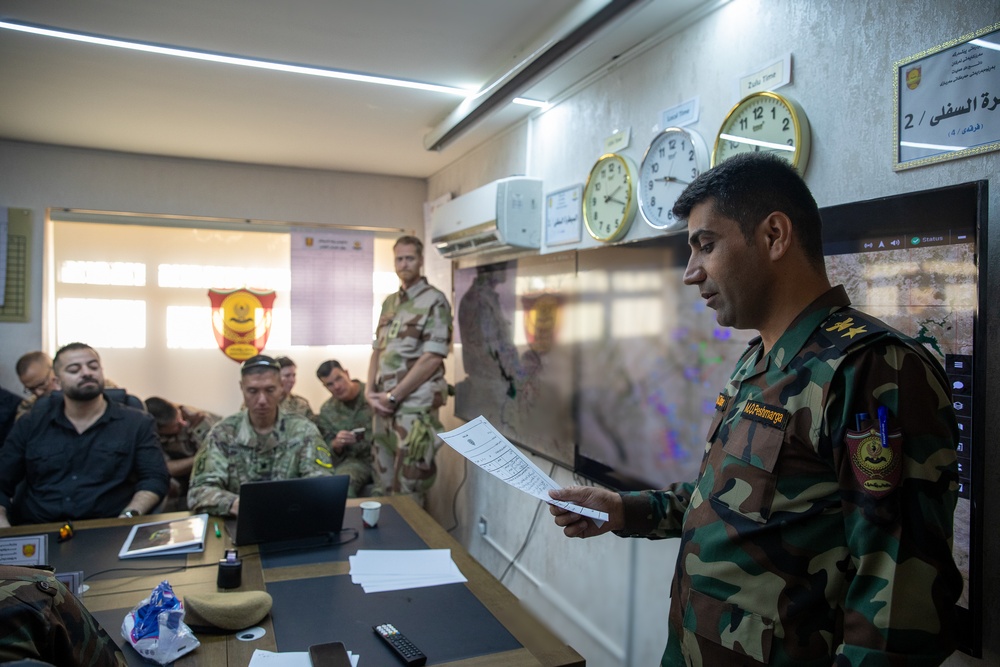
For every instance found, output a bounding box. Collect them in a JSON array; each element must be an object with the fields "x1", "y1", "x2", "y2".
[{"x1": 478, "y1": 517, "x2": 488, "y2": 535}]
